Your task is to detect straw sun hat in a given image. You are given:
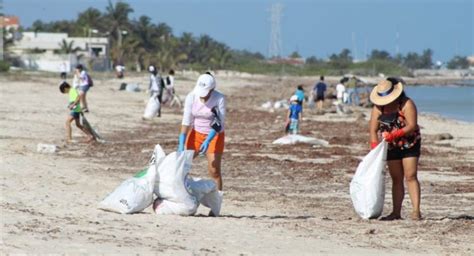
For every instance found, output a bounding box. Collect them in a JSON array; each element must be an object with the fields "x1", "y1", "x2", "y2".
[{"x1": 369, "y1": 79, "x2": 404, "y2": 106}]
